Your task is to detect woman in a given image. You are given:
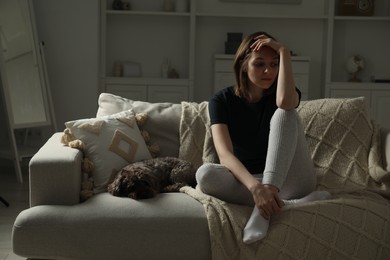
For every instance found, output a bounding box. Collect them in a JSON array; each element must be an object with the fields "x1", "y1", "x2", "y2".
[{"x1": 196, "y1": 32, "x2": 330, "y2": 243}]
